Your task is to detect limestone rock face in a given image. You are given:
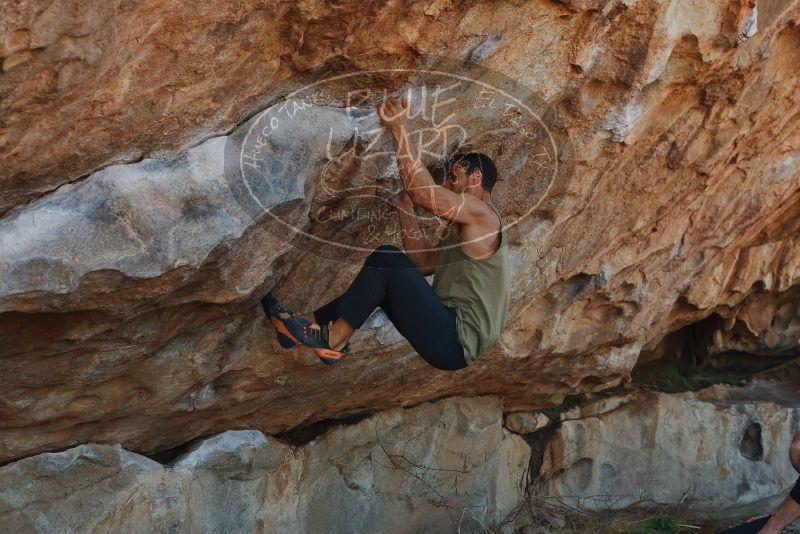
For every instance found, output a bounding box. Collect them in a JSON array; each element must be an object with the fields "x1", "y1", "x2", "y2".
[
  {"x1": 539, "y1": 380, "x2": 800, "y2": 512},
  {"x1": 0, "y1": 396, "x2": 530, "y2": 533},
  {"x1": 2, "y1": 388, "x2": 798, "y2": 532},
  {"x1": 1, "y1": 0, "x2": 800, "y2": 468}
]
